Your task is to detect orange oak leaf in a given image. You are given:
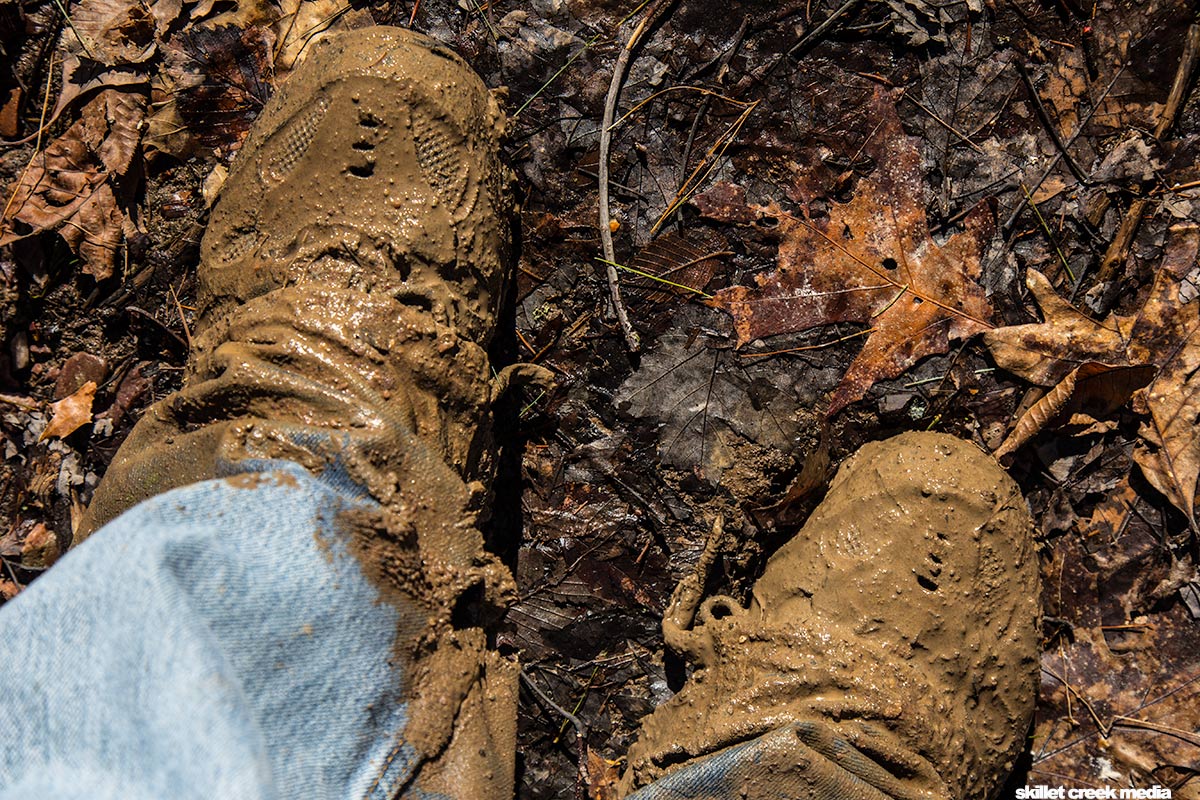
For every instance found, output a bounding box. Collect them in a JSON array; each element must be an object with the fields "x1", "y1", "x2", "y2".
[{"x1": 713, "y1": 93, "x2": 994, "y2": 416}]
